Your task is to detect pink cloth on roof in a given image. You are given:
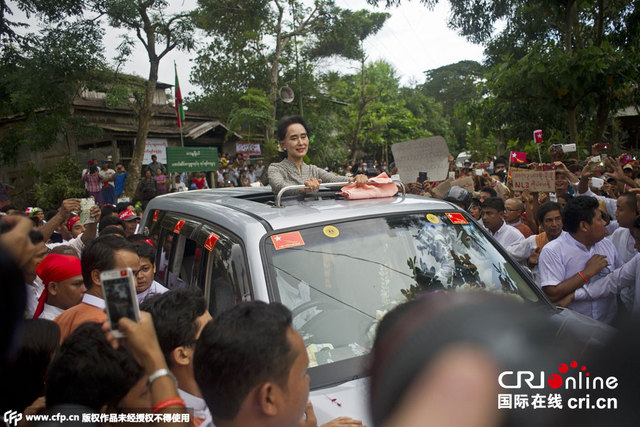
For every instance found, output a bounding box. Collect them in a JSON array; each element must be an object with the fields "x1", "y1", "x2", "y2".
[{"x1": 338, "y1": 172, "x2": 398, "y2": 199}]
